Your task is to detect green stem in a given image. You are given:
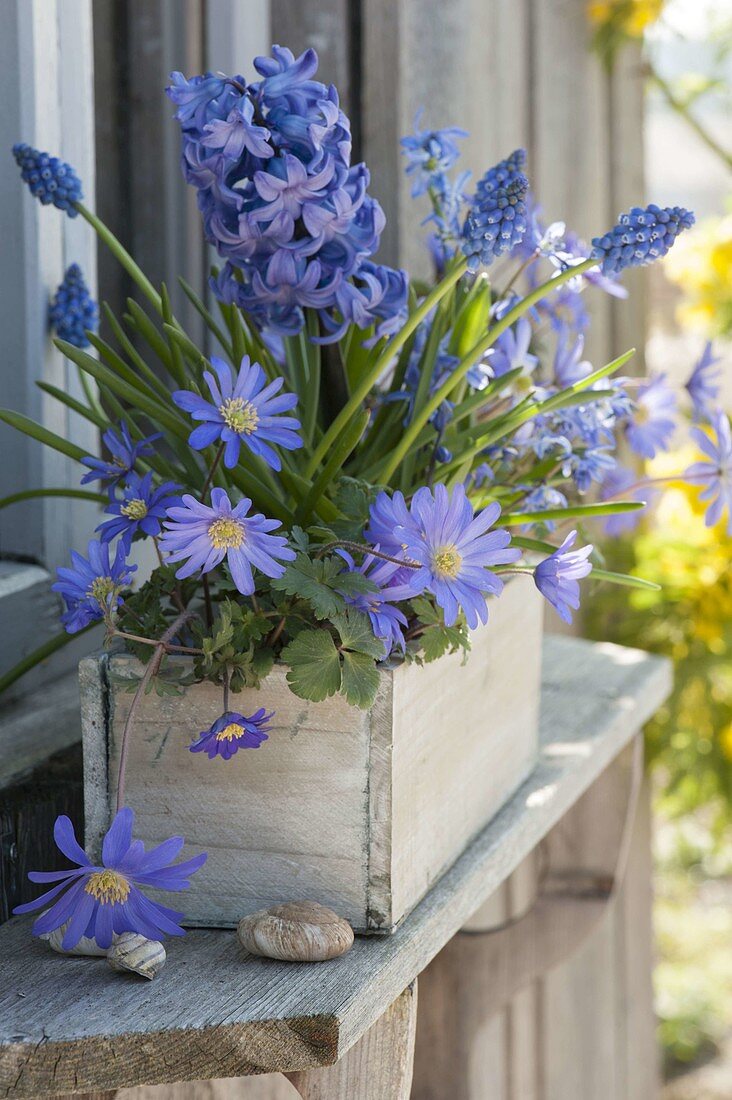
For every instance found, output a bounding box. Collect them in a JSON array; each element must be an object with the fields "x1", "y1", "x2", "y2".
[
  {"x1": 75, "y1": 203, "x2": 162, "y2": 311},
  {"x1": 374, "y1": 258, "x2": 597, "y2": 483},
  {"x1": 648, "y1": 67, "x2": 732, "y2": 173},
  {"x1": 305, "y1": 257, "x2": 469, "y2": 476}
]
